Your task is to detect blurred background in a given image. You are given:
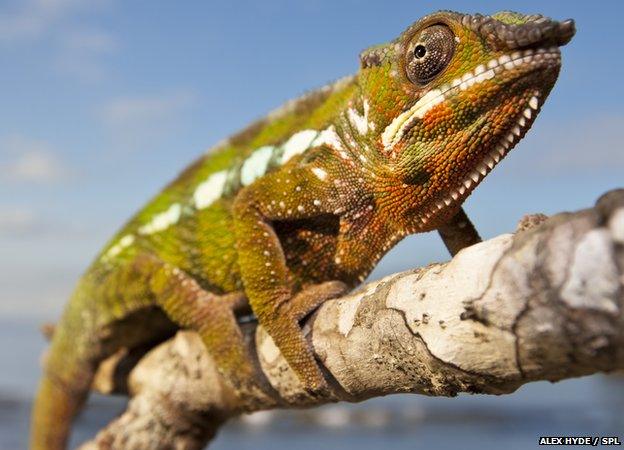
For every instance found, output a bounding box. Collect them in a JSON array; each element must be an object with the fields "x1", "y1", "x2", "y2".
[{"x1": 1, "y1": 0, "x2": 623, "y2": 449}]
